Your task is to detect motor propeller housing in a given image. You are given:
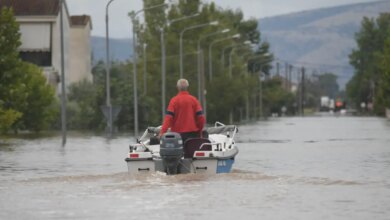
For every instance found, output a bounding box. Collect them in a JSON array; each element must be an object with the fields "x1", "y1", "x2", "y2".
[{"x1": 160, "y1": 132, "x2": 183, "y2": 175}]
